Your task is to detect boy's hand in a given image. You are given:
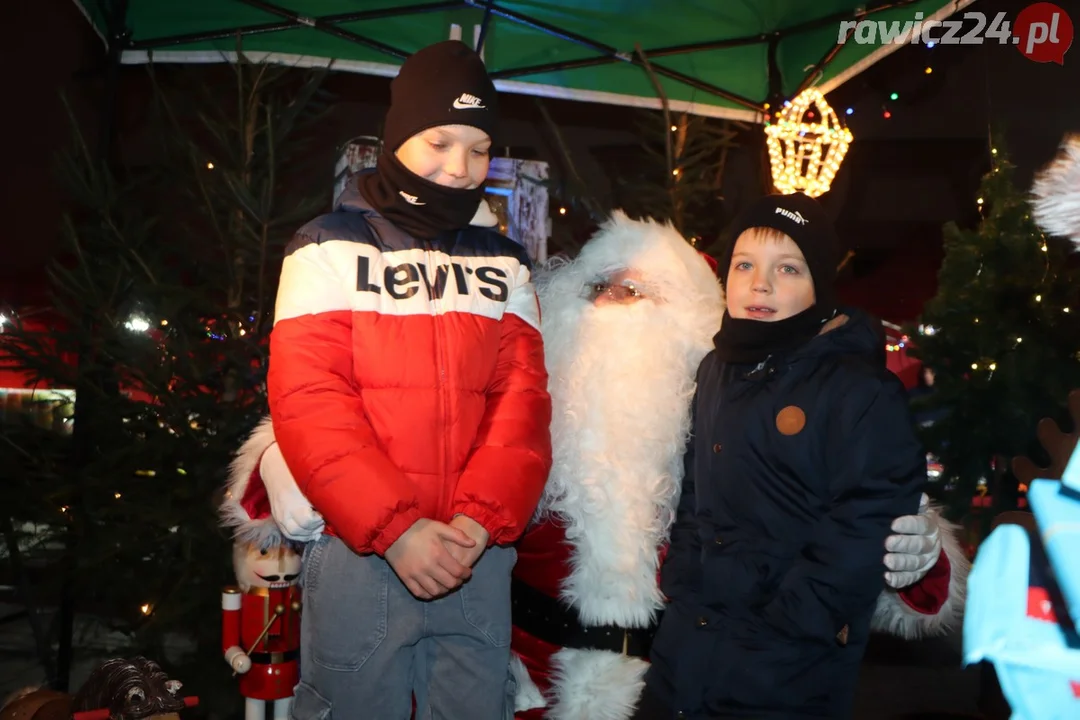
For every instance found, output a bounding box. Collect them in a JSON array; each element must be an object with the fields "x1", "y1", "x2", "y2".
[
  {"x1": 443, "y1": 514, "x2": 490, "y2": 569},
  {"x1": 384, "y1": 519, "x2": 476, "y2": 599}
]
